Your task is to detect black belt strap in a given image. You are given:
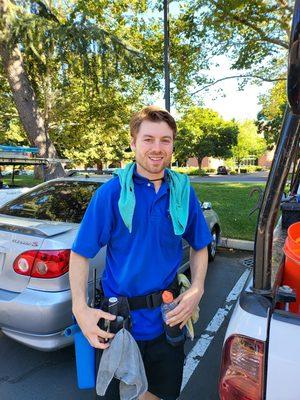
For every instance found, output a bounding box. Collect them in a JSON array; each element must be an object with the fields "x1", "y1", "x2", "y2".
[
  {"x1": 98, "y1": 275, "x2": 180, "y2": 311},
  {"x1": 127, "y1": 276, "x2": 180, "y2": 311}
]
